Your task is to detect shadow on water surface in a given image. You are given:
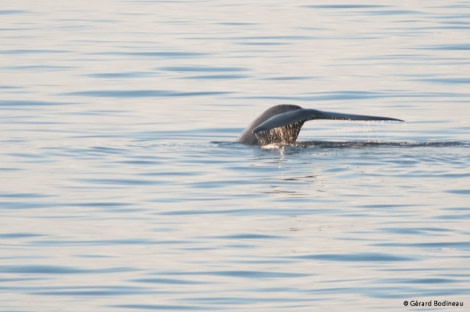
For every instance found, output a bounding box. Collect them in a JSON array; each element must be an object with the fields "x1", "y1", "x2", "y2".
[
  {"x1": 214, "y1": 140, "x2": 466, "y2": 150},
  {"x1": 296, "y1": 140, "x2": 466, "y2": 149}
]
